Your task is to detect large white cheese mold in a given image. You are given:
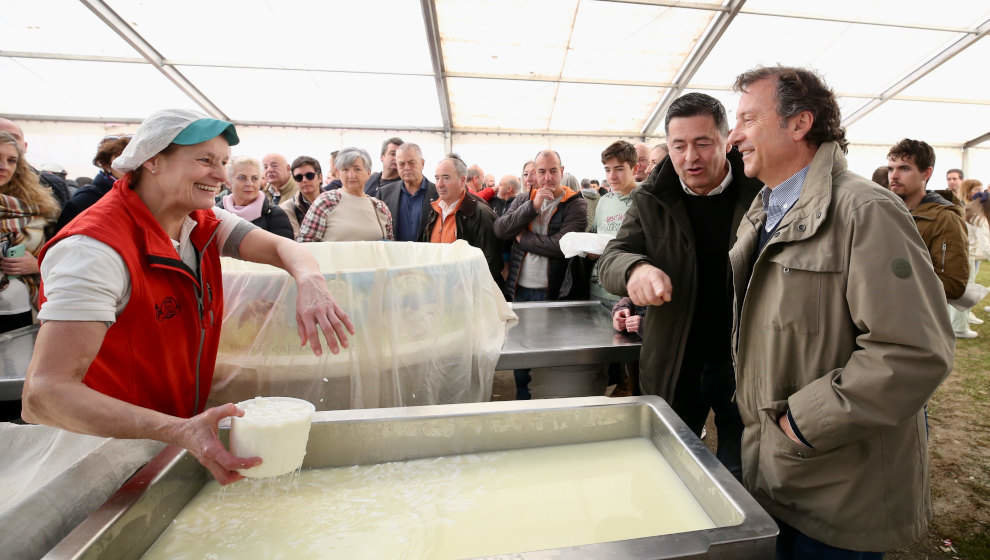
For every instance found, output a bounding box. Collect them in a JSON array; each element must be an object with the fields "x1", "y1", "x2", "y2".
[{"x1": 229, "y1": 396, "x2": 316, "y2": 479}]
